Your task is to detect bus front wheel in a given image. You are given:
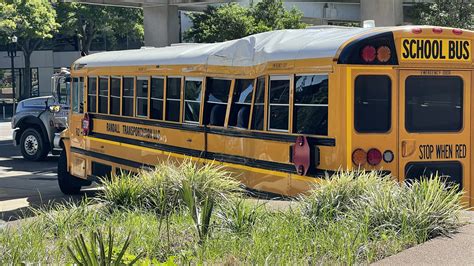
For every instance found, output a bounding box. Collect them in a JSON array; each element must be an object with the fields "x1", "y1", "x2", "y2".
[{"x1": 57, "y1": 150, "x2": 91, "y2": 194}]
